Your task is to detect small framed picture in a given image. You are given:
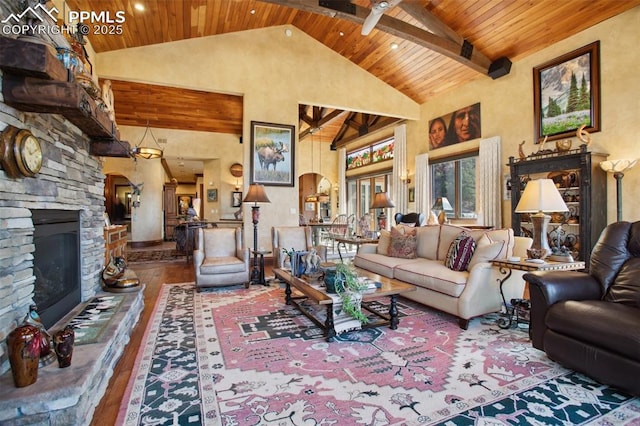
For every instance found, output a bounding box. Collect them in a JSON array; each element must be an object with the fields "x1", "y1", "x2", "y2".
[
  {"x1": 408, "y1": 187, "x2": 415, "y2": 203},
  {"x1": 207, "y1": 189, "x2": 218, "y2": 202},
  {"x1": 232, "y1": 191, "x2": 242, "y2": 207}
]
